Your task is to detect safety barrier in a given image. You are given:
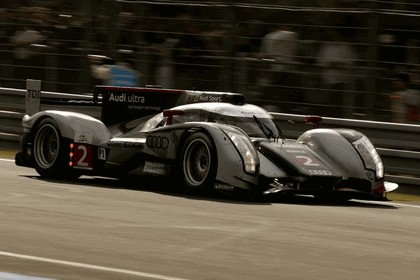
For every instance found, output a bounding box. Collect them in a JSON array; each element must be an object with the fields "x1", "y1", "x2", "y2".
[{"x1": 1, "y1": 86, "x2": 419, "y2": 185}]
